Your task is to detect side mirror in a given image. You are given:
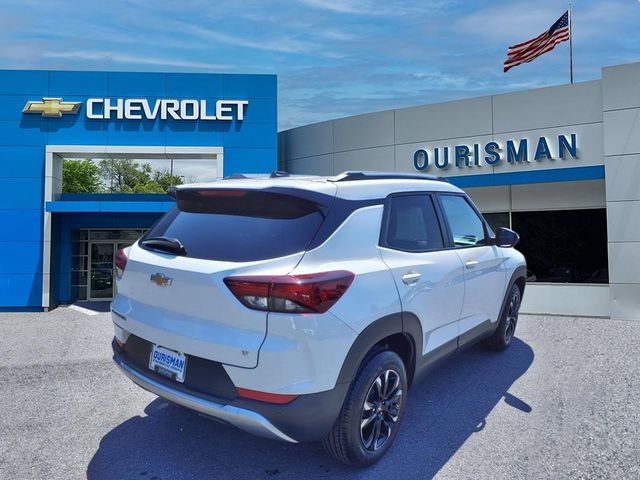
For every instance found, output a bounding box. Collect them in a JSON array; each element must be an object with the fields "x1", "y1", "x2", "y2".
[{"x1": 495, "y1": 227, "x2": 520, "y2": 248}]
